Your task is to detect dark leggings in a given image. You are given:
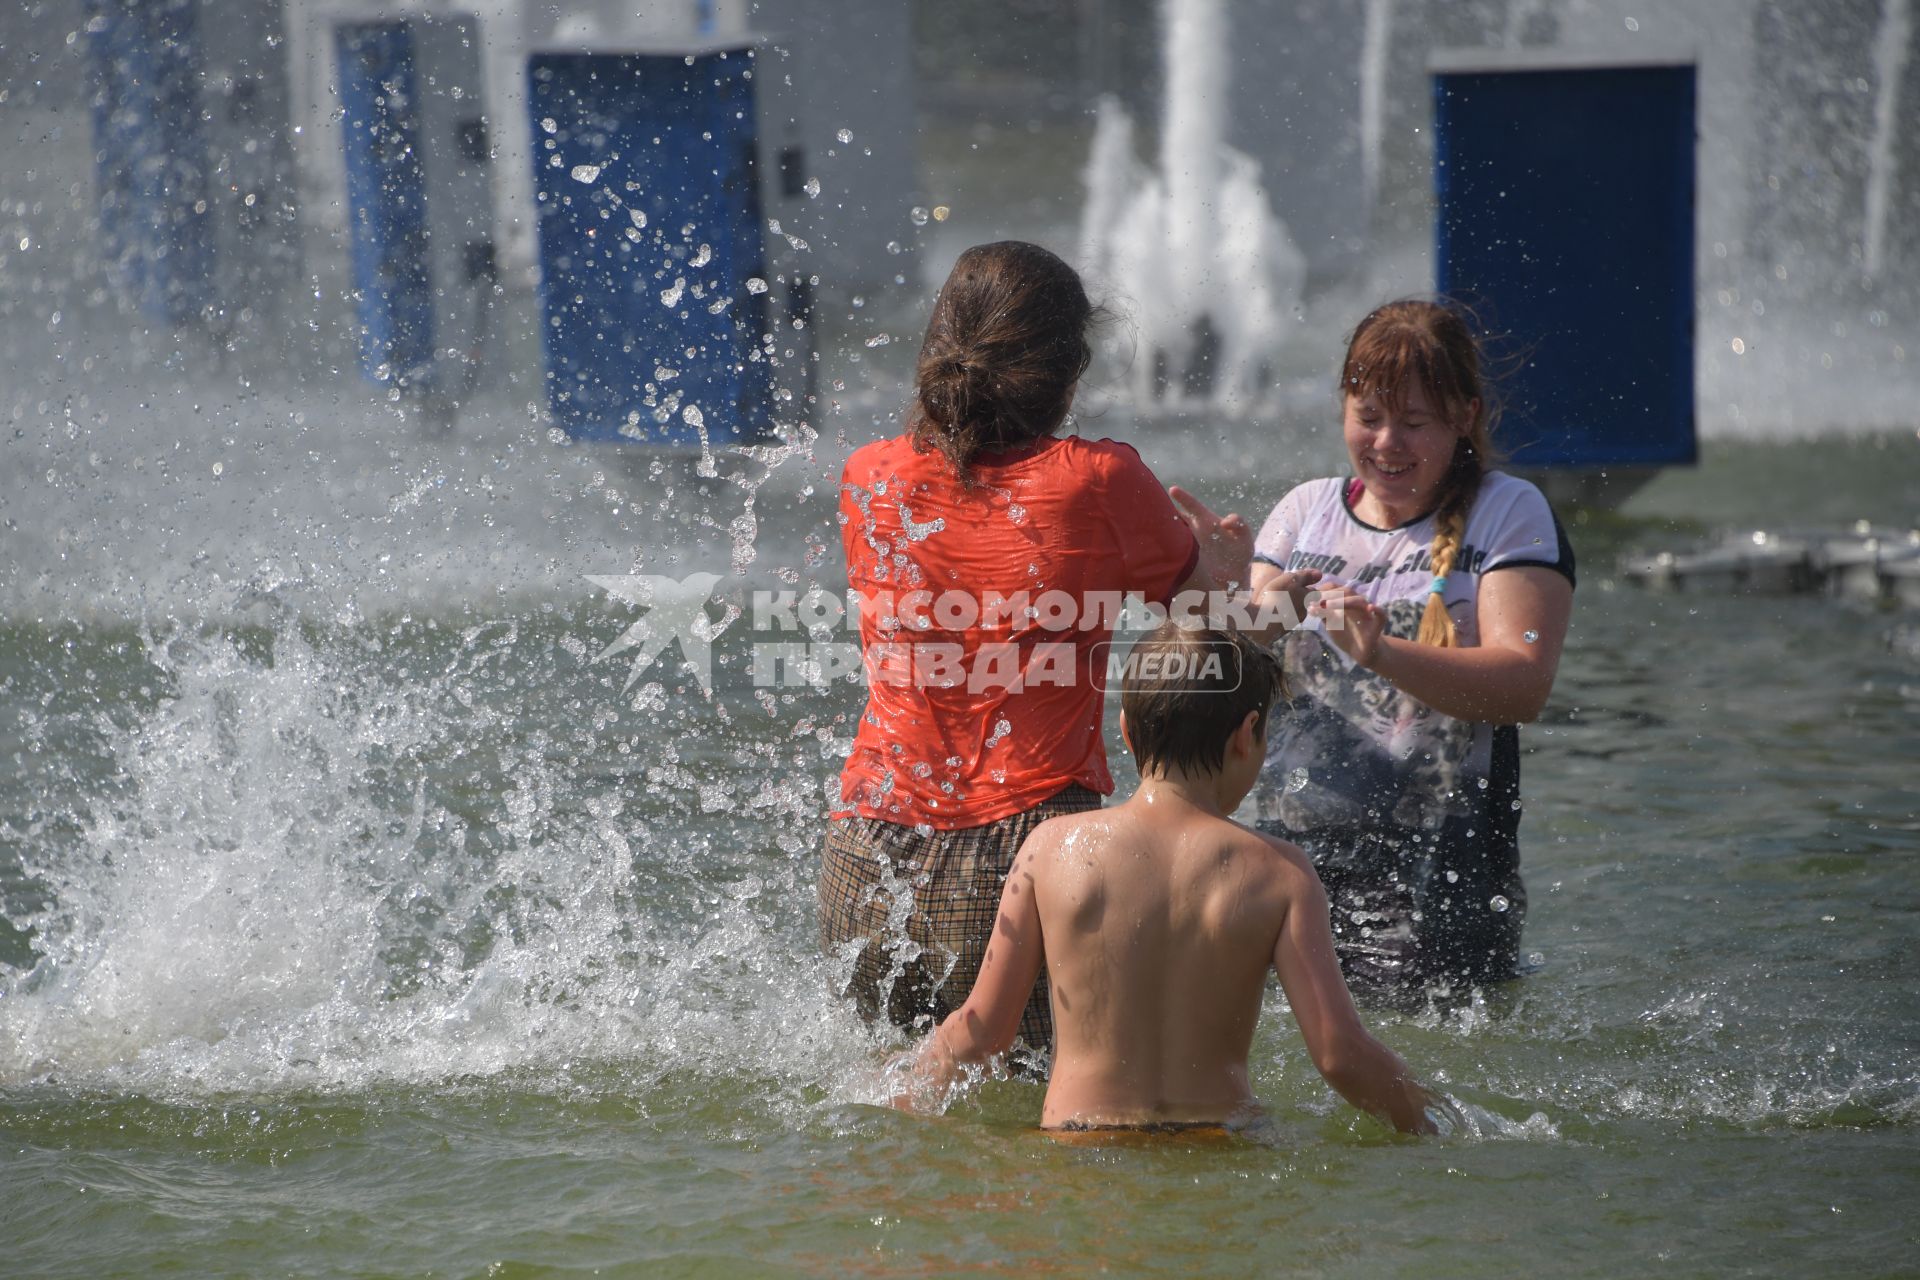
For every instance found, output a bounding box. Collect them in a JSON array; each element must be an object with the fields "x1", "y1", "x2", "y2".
[{"x1": 1261, "y1": 823, "x2": 1525, "y2": 996}]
